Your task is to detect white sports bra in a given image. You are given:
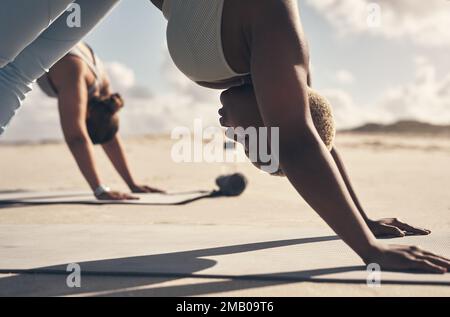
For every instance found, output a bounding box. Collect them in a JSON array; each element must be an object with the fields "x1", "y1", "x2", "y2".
[{"x1": 163, "y1": 0, "x2": 250, "y2": 83}]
